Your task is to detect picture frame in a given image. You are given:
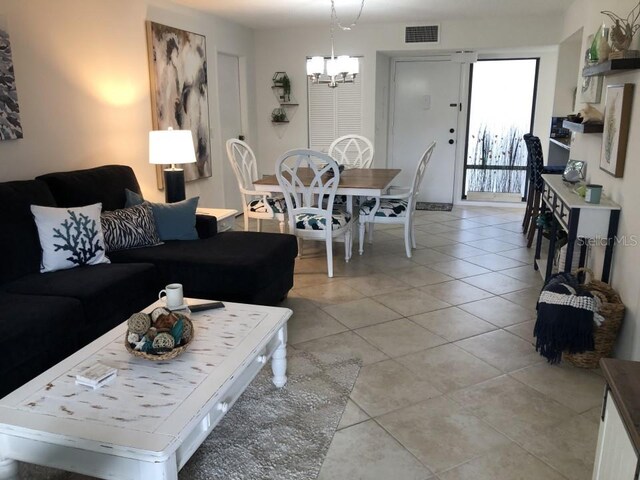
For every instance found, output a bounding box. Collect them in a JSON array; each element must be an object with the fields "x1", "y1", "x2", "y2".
[
  {"x1": 0, "y1": 15, "x2": 23, "y2": 140},
  {"x1": 146, "y1": 21, "x2": 212, "y2": 188},
  {"x1": 580, "y1": 75, "x2": 603, "y2": 104},
  {"x1": 600, "y1": 83, "x2": 634, "y2": 178},
  {"x1": 563, "y1": 159, "x2": 586, "y2": 183}
]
